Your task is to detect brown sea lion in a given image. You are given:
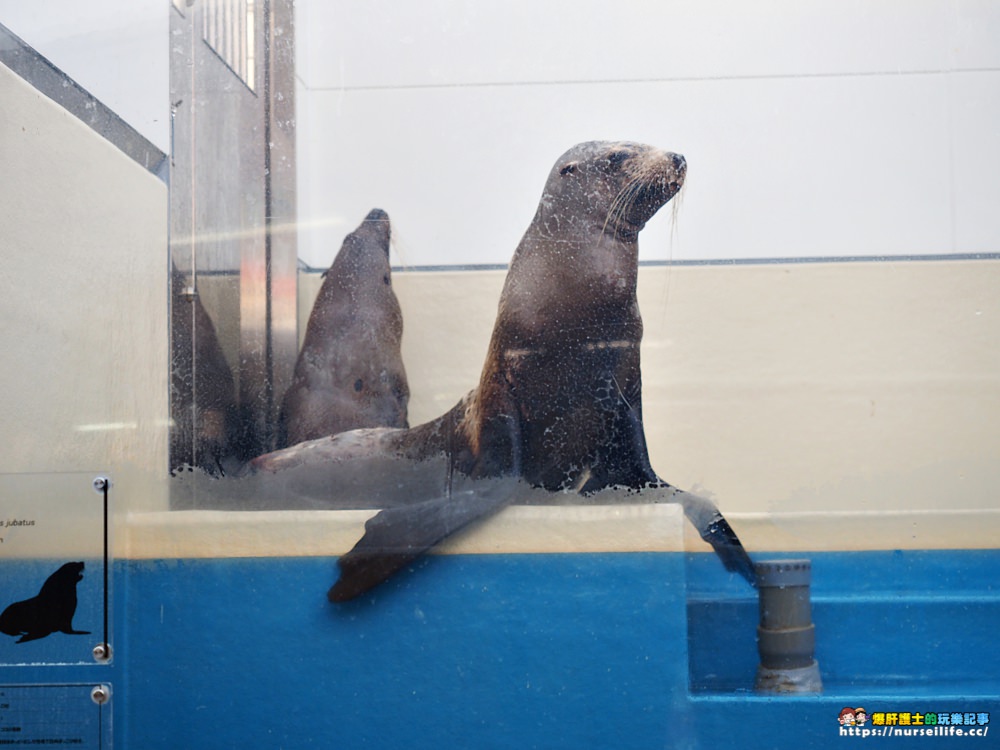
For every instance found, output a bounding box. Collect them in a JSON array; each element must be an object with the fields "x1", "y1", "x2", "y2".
[
  {"x1": 252, "y1": 141, "x2": 755, "y2": 600},
  {"x1": 0, "y1": 562, "x2": 90, "y2": 643},
  {"x1": 170, "y1": 264, "x2": 238, "y2": 475},
  {"x1": 277, "y1": 208, "x2": 409, "y2": 449}
]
